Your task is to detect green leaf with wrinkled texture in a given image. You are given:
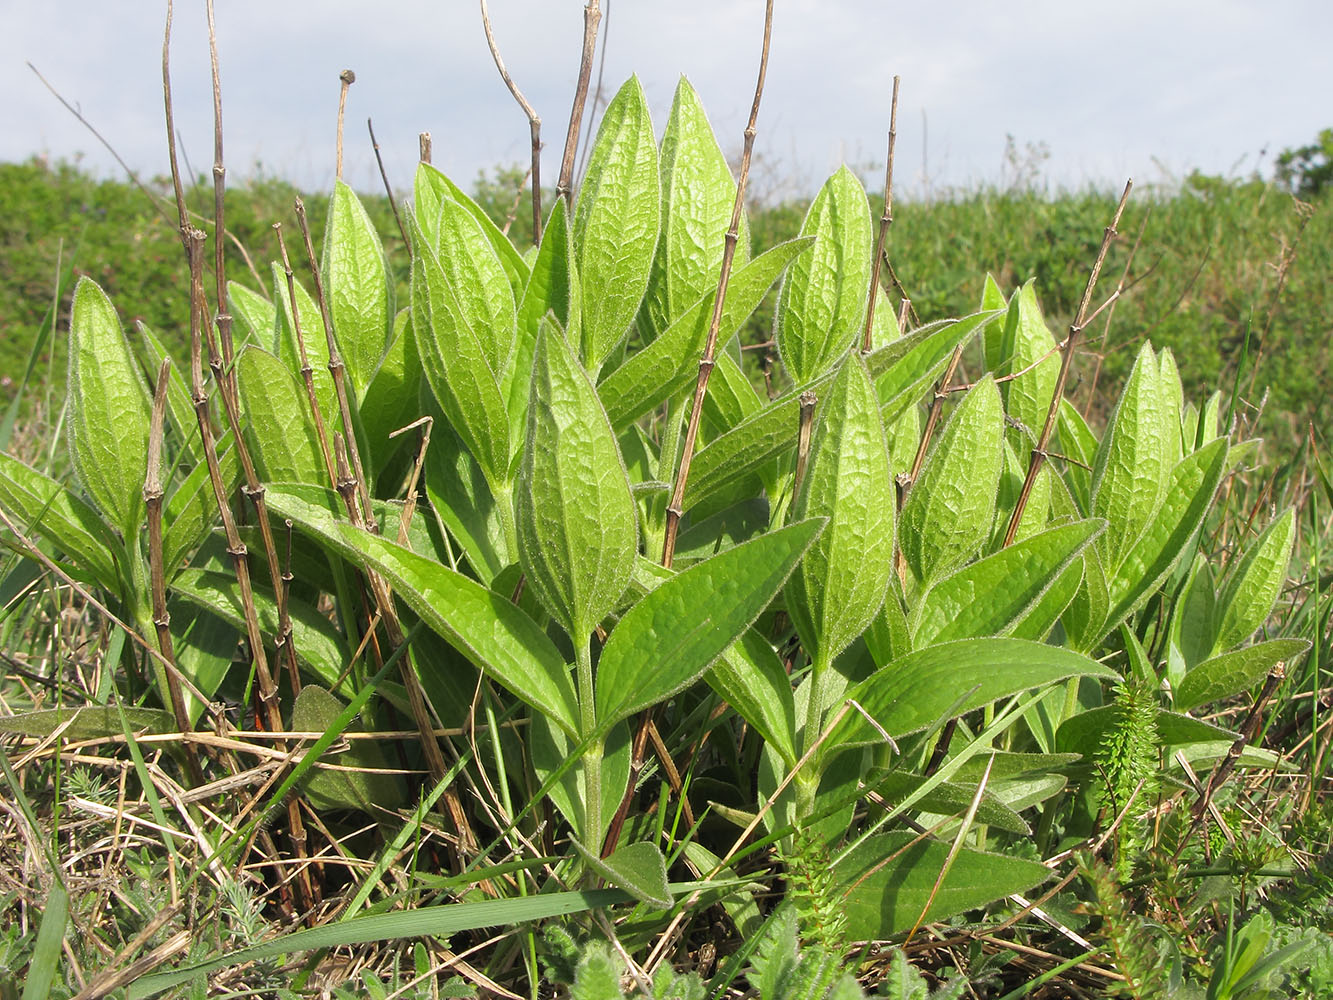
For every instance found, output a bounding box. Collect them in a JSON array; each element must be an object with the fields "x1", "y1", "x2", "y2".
[
  {"x1": 515, "y1": 320, "x2": 637, "y2": 639},
  {"x1": 1009, "y1": 553, "x2": 1084, "y2": 643},
  {"x1": 1103, "y1": 437, "x2": 1227, "y2": 634},
  {"x1": 324, "y1": 180, "x2": 391, "y2": 395},
  {"x1": 1175, "y1": 638, "x2": 1310, "y2": 714},
  {"x1": 1170, "y1": 555, "x2": 1217, "y2": 676},
  {"x1": 359, "y1": 310, "x2": 421, "y2": 481},
  {"x1": 875, "y1": 770, "x2": 1031, "y2": 834},
  {"x1": 571, "y1": 841, "x2": 671, "y2": 909},
  {"x1": 829, "y1": 638, "x2": 1118, "y2": 748},
  {"x1": 980, "y1": 273, "x2": 1008, "y2": 371},
  {"x1": 170, "y1": 568, "x2": 349, "y2": 689},
  {"x1": 0, "y1": 452, "x2": 120, "y2": 588},
  {"x1": 574, "y1": 76, "x2": 660, "y2": 371},
  {"x1": 0, "y1": 705, "x2": 175, "y2": 740},
  {"x1": 1056, "y1": 706, "x2": 1232, "y2": 756},
  {"x1": 514, "y1": 199, "x2": 579, "y2": 446},
  {"x1": 1091, "y1": 343, "x2": 1170, "y2": 574},
  {"x1": 775, "y1": 166, "x2": 872, "y2": 383},
  {"x1": 708, "y1": 626, "x2": 798, "y2": 767},
  {"x1": 1063, "y1": 543, "x2": 1110, "y2": 652},
  {"x1": 412, "y1": 163, "x2": 528, "y2": 298},
  {"x1": 1212, "y1": 507, "x2": 1295, "y2": 654},
  {"x1": 915, "y1": 519, "x2": 1103, "y2": 646},
  {"x1": 237, "y1": 346, "x2": 325, "y2": 485},
  {"x1": 291, "y1": 684, "x2": 406, "y2": 812},
  {"x1": 599, "y1": 238, "x2": 809, "y2": 427},
  {"x1": 271, "y1": 262, "x2": 337, "y2": 424},
  {"x1": 786, "y1": 353, "x2": 895, "y2": 664},
  {"x1": 701, "y1": 347, "x2": 762, "y2": 438},
  {"x1": 642, "y1": 77, "x2": 743, "y2": 341},
  {"x1": 899, "y1": 376, "x2": 1005, "y2": 589},
  {"x1": 871, "y1": 312, "x2": 999, "y2": 422},
  {"x1": 992, "y1": 440, "x2": 1051, "y2": 547},
  {"x1": 265, "y1": 486, "x2": 580, "y2": 737},
  {"x1": 411, "y1": 232, "x2": 511, "y2": 490},
  {"x1": 67, "y1": 276, "x2": 150, "y2": 538},
  {"x1": 433, "y1": 196, "x2": 517, "y2": 376},
  {"x1": 1057, "y1": 398, "x2": 1098, "y2": 511},
  {"x1": 998, "y1": 281, "x2": 1059, "y2": 441},
  {"x1": 837, "y1": 833, "x2": 1051, "y2": 939},
  {"x1": 595, "y1": 520, "x2": 821, "y2": 732},
  {"x1": 228, "y1": 280, "x2": 275, "y2": 344},
  {"x1": 1159, "y1": 348, "x2": 1185, "y2": 464}
]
